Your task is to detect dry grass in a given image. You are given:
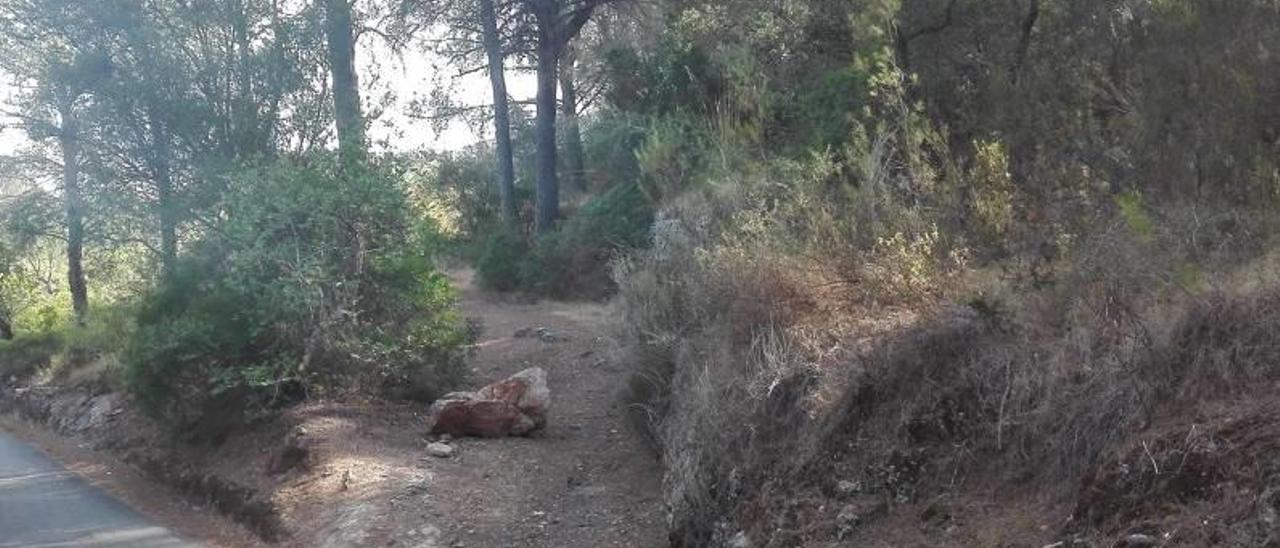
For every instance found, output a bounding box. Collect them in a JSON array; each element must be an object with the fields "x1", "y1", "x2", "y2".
[{"x1": 614, "y1": 194, "x2": 1280, "y2": 546}]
